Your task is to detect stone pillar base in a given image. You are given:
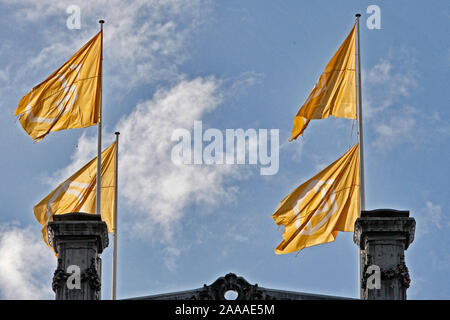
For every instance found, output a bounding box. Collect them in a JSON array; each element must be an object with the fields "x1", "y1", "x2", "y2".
[
  {"x1": 354, "y1": 209, "x2": 415, "y2": 300},
  {"x1": 48, "y1": 213, "x2": 109, "y2": 300}
]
